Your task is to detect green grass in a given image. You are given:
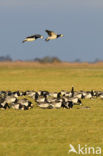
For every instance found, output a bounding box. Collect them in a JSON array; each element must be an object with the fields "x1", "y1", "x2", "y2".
[{"x1": 0, "y1": 63, "x2": 103, "y2": 156}]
